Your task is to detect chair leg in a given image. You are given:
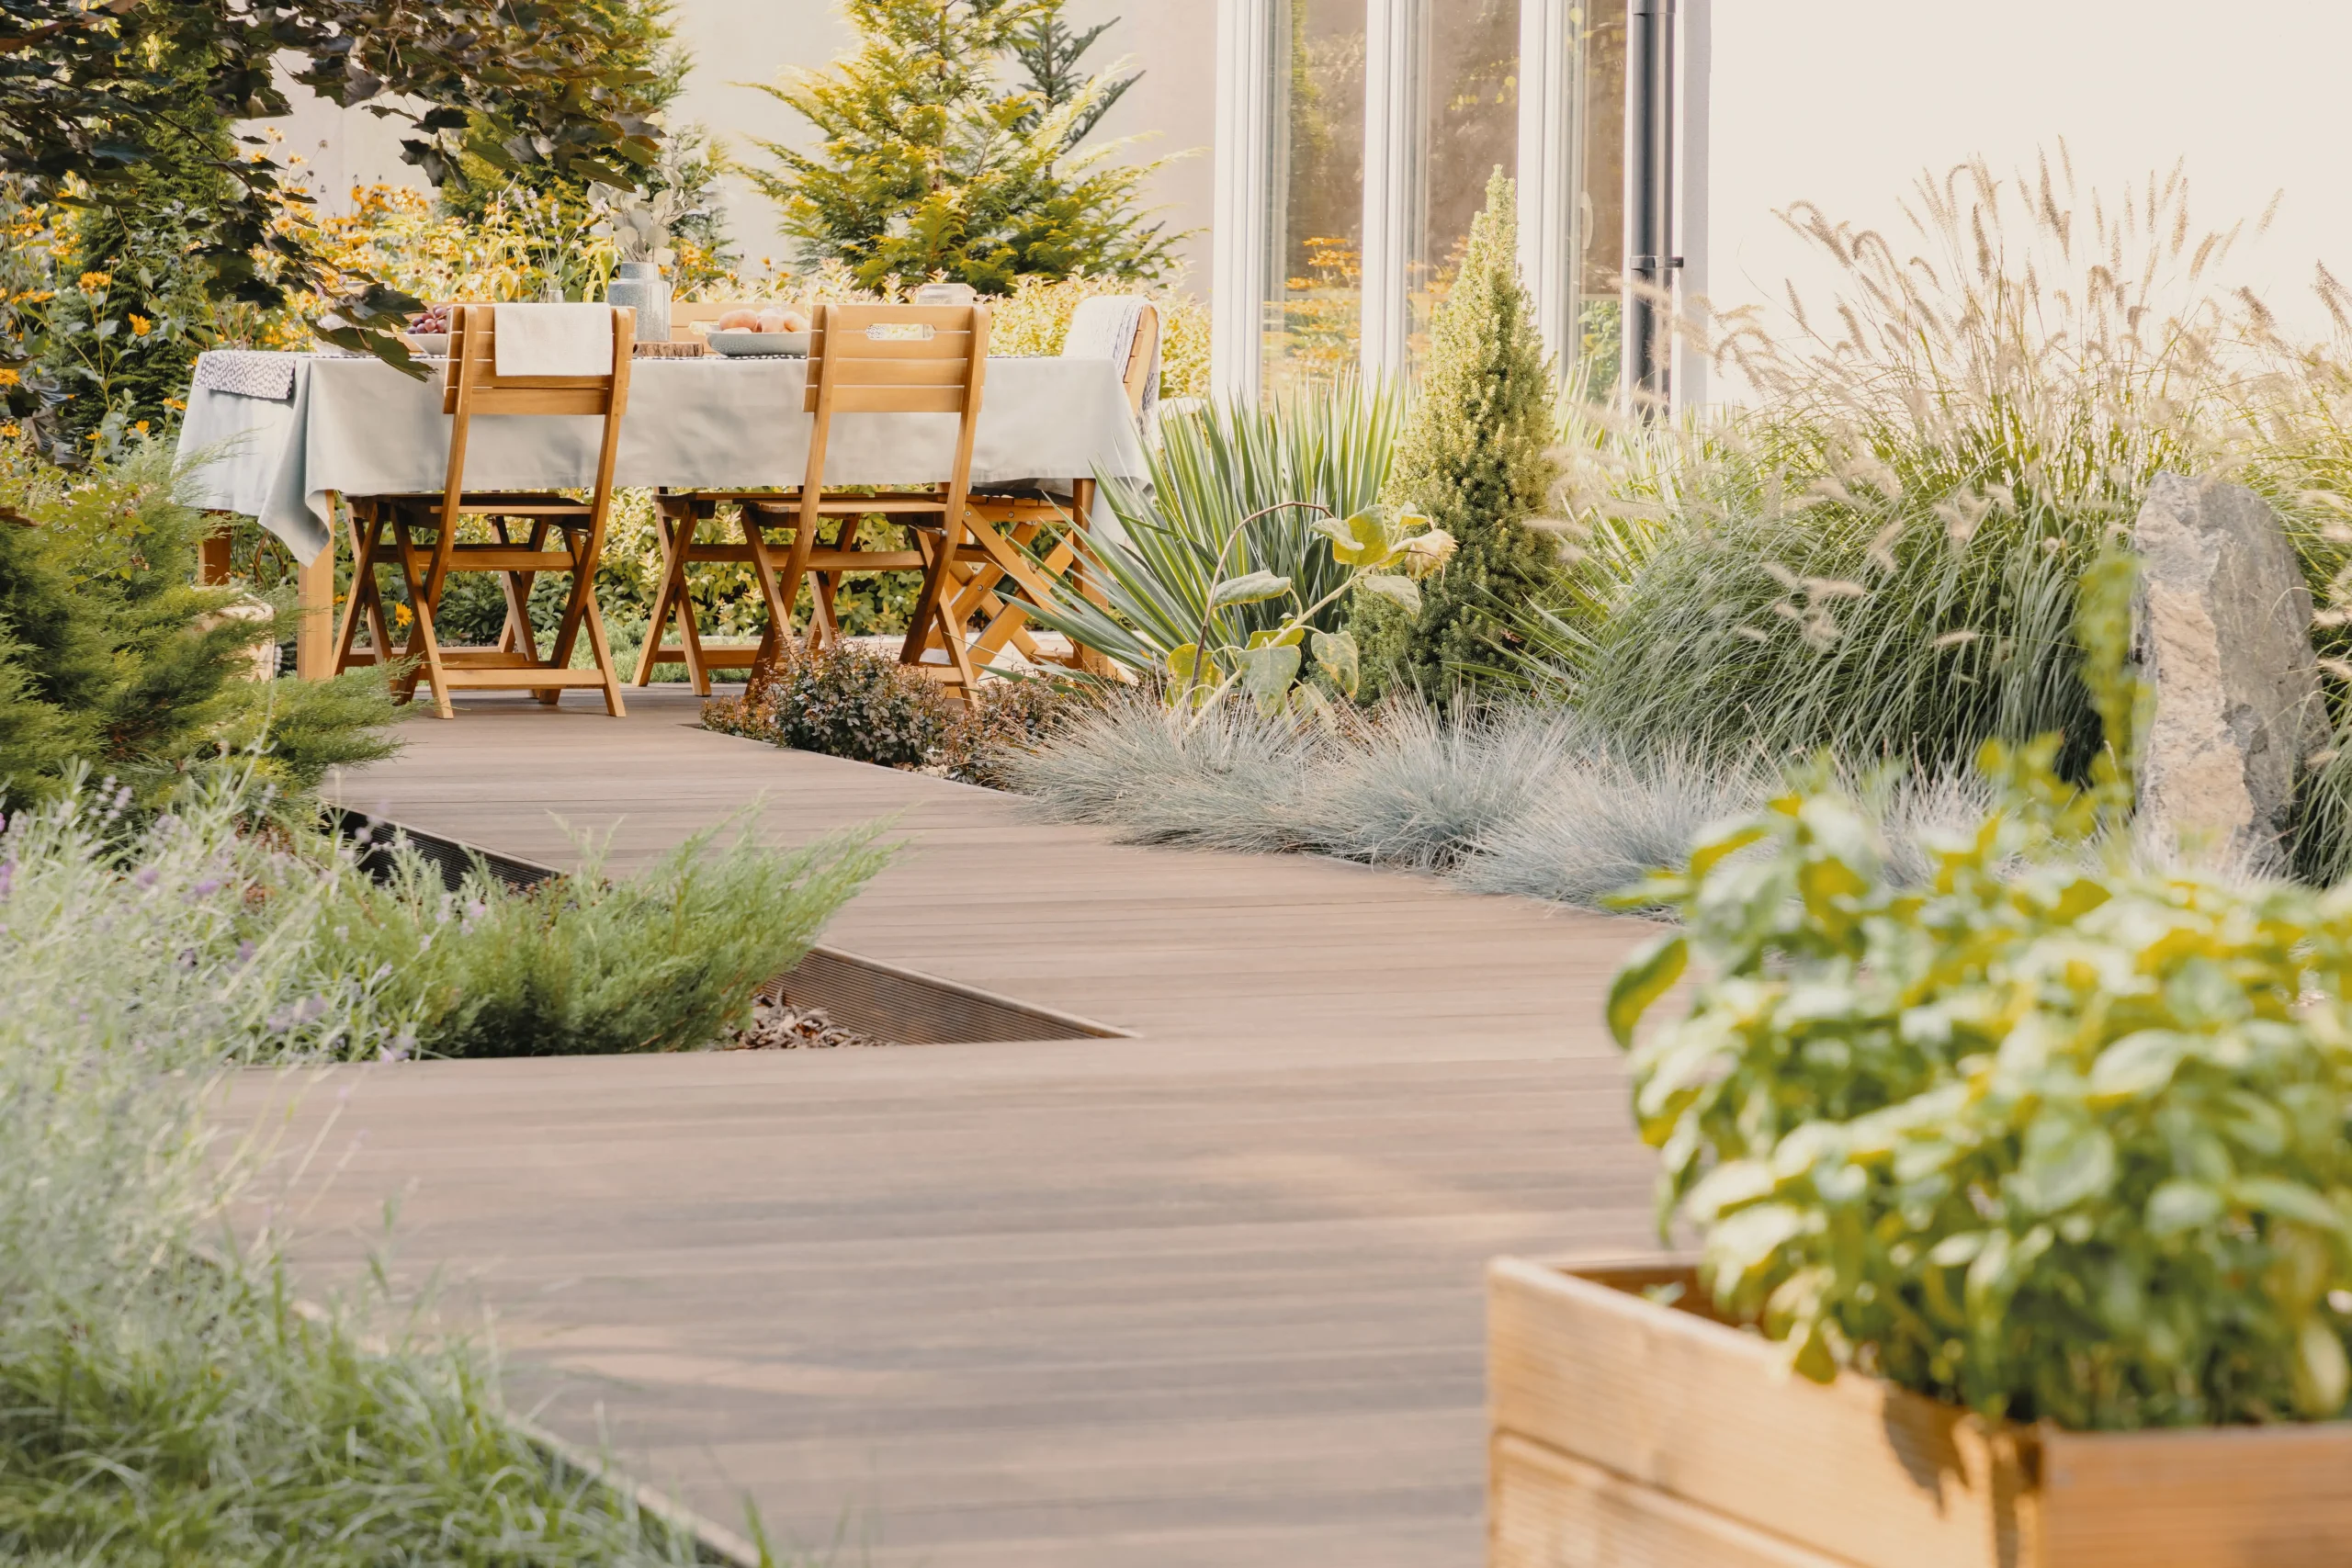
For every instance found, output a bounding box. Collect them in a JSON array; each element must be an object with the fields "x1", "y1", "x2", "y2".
[
  {"x1": 581, "y1": 589, "x2": 628, "y2": 718},
  {"x1": 332, "y1": 503, "x2": 380, "y2": 675},
  {"x1": 388, "y1": 513, "x2": 455, "y2": 718},
  {"x1": 636, "y1": 502, "x2": 688, "y2": 688},
  {"x1": 544, "y1": 526, "x2": 627, "y2": 718},
  {"x1": 807, "y1": 514, "x2": 850, "y2": 651}
]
